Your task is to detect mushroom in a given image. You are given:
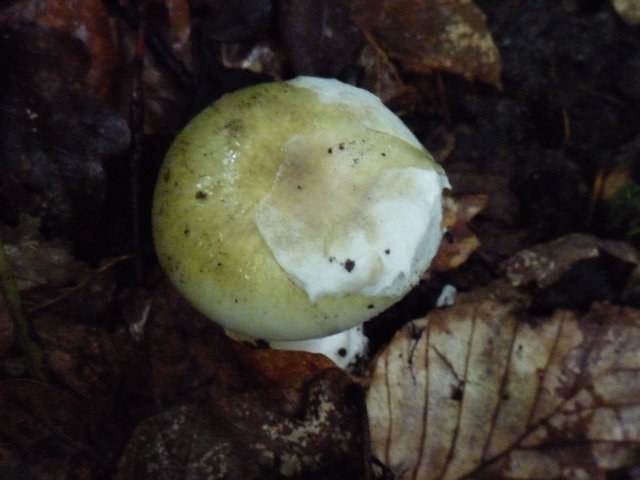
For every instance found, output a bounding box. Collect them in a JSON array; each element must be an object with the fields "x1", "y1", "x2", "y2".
[{"x1": 152, "y1": 76, "x2": 449, "y2": 368}]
